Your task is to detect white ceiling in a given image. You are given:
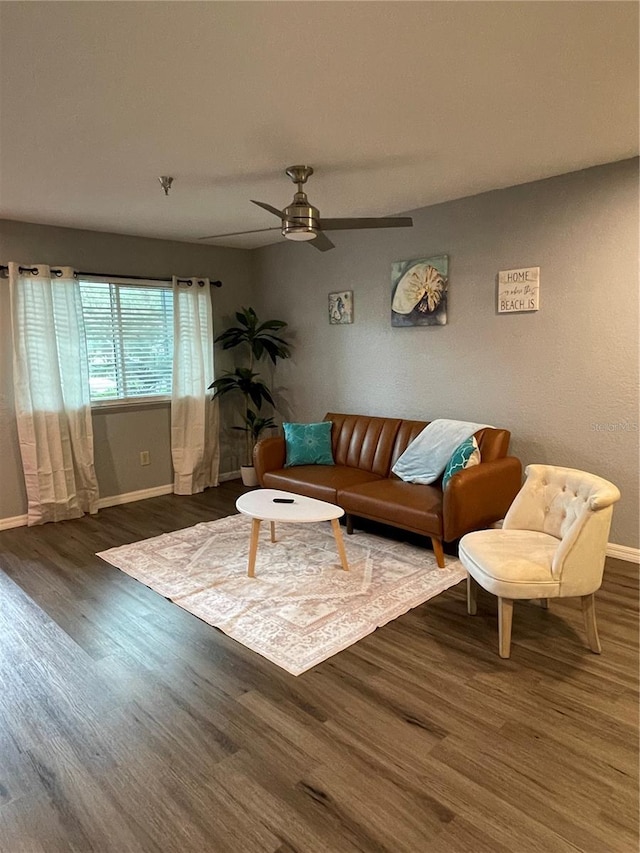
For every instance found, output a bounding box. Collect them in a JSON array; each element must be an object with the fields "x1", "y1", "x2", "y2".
[{"x1": 0, "y1": 2, "x2": 637, "y2": 250}]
